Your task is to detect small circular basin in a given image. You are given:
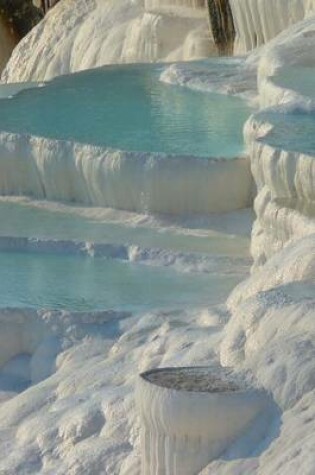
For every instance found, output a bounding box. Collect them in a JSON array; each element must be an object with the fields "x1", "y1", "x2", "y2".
[{"x1": 137, "y1": 366, "x2": 270, "y2": 475}]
